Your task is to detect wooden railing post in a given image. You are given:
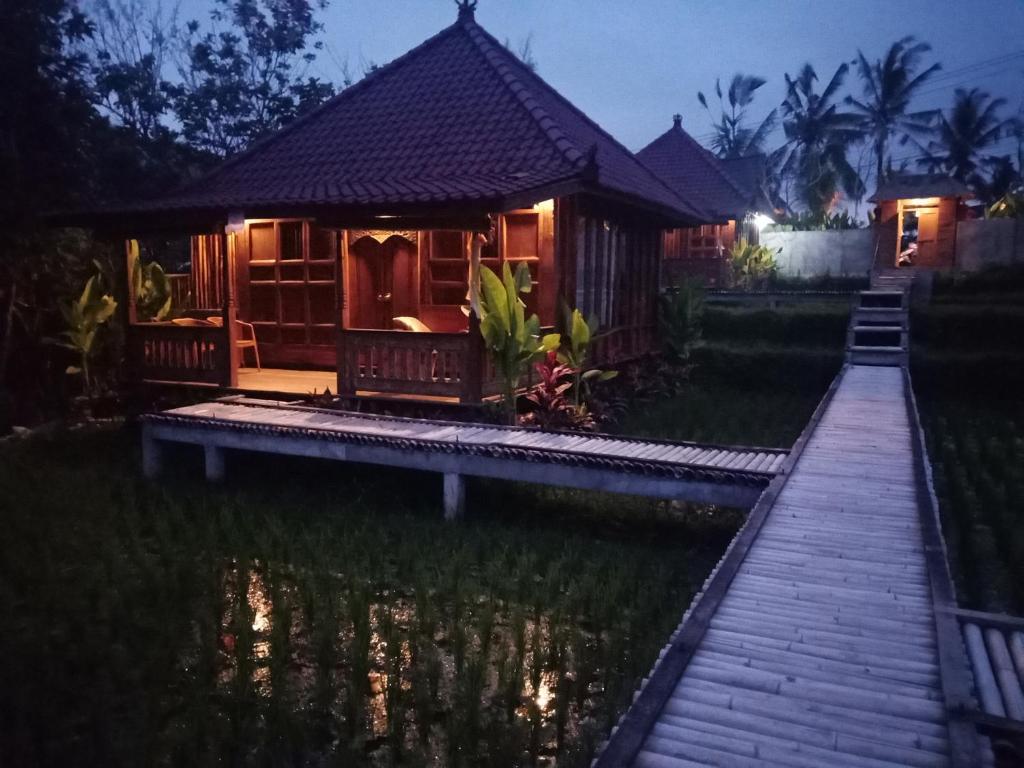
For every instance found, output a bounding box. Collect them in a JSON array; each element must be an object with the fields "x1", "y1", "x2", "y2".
[
  {"x1": 461, "y1": 312, "x2": 483, "y2": 403},
  {"x1": 220, "y1": 231, "x2": 239, "y2": 388}
]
